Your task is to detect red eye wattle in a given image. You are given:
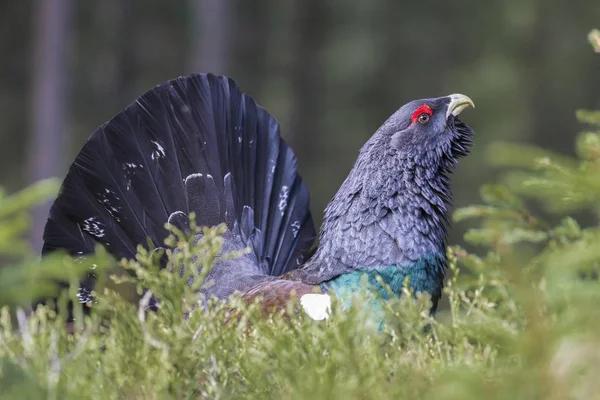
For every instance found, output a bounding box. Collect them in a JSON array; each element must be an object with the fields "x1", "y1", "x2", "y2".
[{"x1": 411, "y1": 104, "x2": 433, "y2": 124}]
